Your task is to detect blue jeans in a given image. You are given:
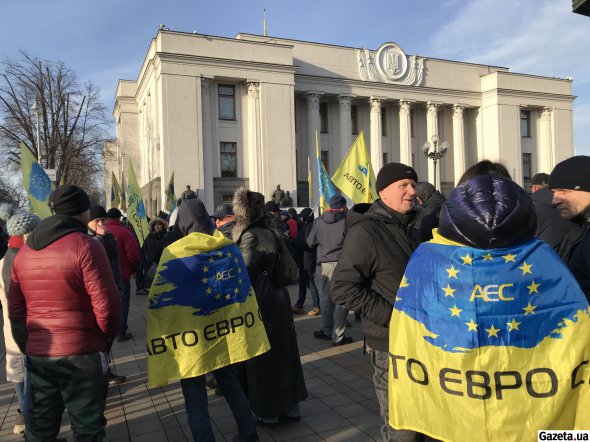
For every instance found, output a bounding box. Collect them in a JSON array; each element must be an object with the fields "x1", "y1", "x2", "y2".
[
  {"x1": 180, "y1": 364, "x2": 257, "y2": 442},
  {"x1": 296, "y1": 268, "x2": 320, "y2": 308},
  {"x1": 119, "y1": 279, "x2": 131, "y2": 336}
]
